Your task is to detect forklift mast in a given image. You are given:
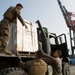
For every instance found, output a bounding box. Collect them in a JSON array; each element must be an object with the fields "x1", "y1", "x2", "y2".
[
  {"x1": 36, "y1": 20, "x2": 51, "y2": 55},
  {"x1": 36, "y1": 20, "x2": 69, "y2": 59}
]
